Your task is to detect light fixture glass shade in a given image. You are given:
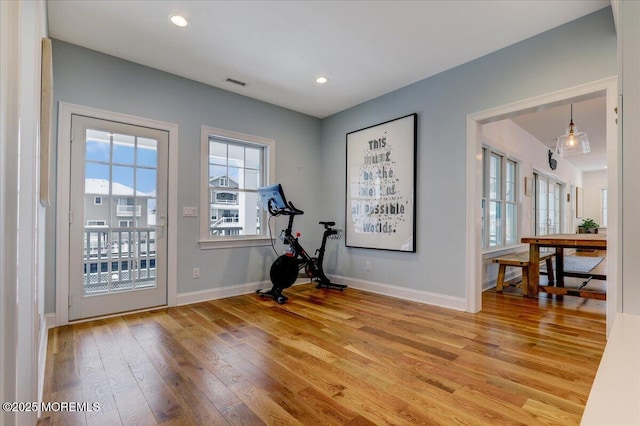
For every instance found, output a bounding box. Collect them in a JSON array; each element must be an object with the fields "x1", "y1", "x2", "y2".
[
  {"x1": 555, "y1": 105, "x2": 590, "y2": 157},
  {"x1": 556, "y1": 127, "x2": 590, "y2": 156}
]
